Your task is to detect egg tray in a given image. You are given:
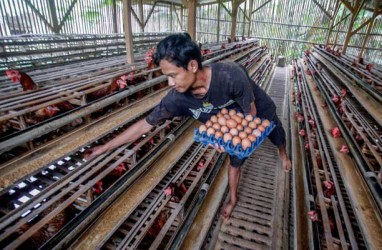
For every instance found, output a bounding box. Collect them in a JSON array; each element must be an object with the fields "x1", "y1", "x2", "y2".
[{"x1": 194, "y1": 121, "x2": 276, "y2": 159}]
